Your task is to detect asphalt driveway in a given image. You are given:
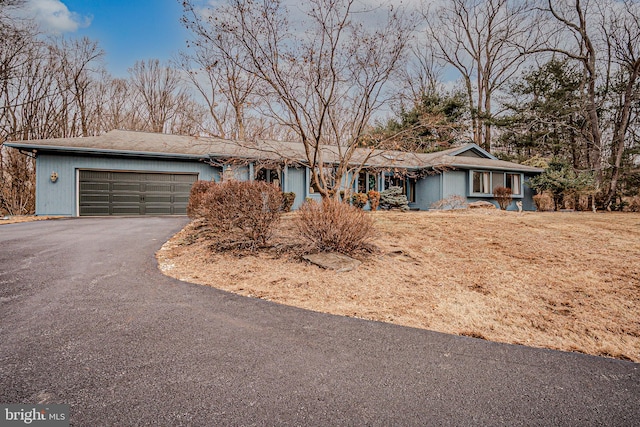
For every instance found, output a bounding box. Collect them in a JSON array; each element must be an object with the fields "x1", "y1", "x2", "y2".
[{"x1": 0, "y1": 217, "x2": 638, "y2": 426}]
